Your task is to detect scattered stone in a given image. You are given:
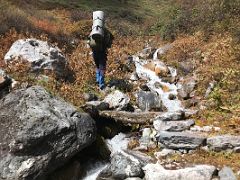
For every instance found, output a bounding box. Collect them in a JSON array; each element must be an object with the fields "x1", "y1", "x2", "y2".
[
  {"x1": 205, "y1": 80, "x2": 217, "y2": 98},
  {"x1": 183, "y1": 98, "x2": 200, "y2": 108},
  {"x1": 139, "y1": 47, "x2": 156, "y2": 59},
  {"x1": 154, "y1": 119, "x2": 195, "y2": 132},
  {"x1": 153, "y1": 44, "x2": 172, "y2": 60},
  {"x1": 177, "y1": 77, "x2": 196, "y2": 100},
  {"x1": 168, "y1": 94, "x2": 176, "y2": 100},
  {"x1": 190, "y1": 125, "x2": 220, "y2": 132},
  {"x1": 219, "y1": 166, "x2": 237, "y2": 180},
  {"x1": 140, "y1": 84, "x2": 150, "y2": 91},
  {"x1": 207, "y1": 135, "x2": 240, "y2": 152},
  {"x1": 130, "y1": 72, "x2": 139, "y2": 81},
  {"x1": 4, "y1": 39, "x2": 67, "y2": 77},
  {"x1": 143, "y1": 163, "x2": 216, "y2": 180},
  {"x1": 154, "y1": 111, "x2": 185, "y2": 121},
  {"x1": 104, "y1": 90, "x2": 130, "y2": 111},
  {"x1": 110, "y1": 151, "x2": 144, "y2": 179},
  {"x1": 136, "y1": 90, "x2": 163, "y2": 111},
  {"x1": 154, "y1": 149, "x2": 176, "y2": 158},
  {"x1": 0, "y1": 86, "x2": 96, "y2": 179},
  {"x1": 157, "y1": 131, "x2": 206, "y2": 150},
  {"x1": 179, "y1": 61, "x2": 195, "y2": 75},
  {"x1": 83, "y1": 93, "x2": 98, "y2": 101},
  {"x1": 139, "y1": 128, "x2": 157, "y2": 149},
  {"x1": 184, "y1": 109, "x2": 198, "y2": 118}
]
